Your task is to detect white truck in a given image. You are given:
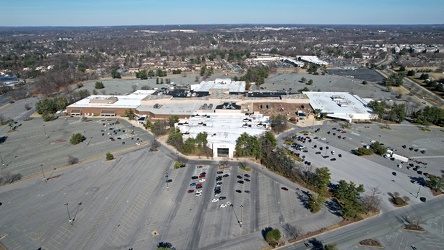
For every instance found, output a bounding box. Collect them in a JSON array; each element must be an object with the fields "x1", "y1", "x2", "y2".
[{"x1": 391, "y1": 153, "x2": 409, "y2": 163}]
